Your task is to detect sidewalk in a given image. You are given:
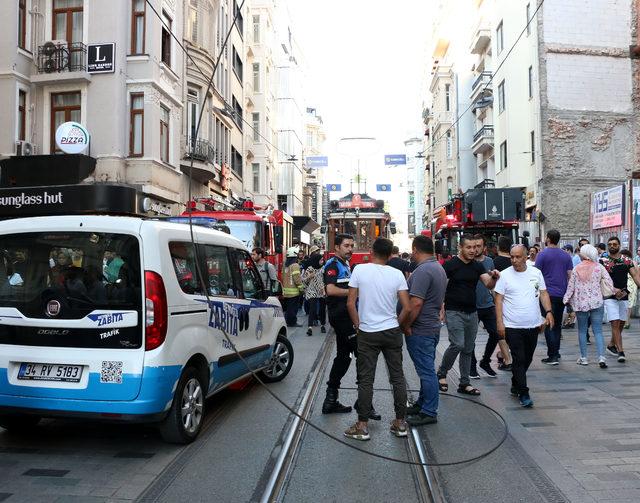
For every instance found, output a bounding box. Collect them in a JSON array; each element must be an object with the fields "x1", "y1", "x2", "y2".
[{"x1": 435, "y1": 320, "x2": 640, "y2": 503}]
